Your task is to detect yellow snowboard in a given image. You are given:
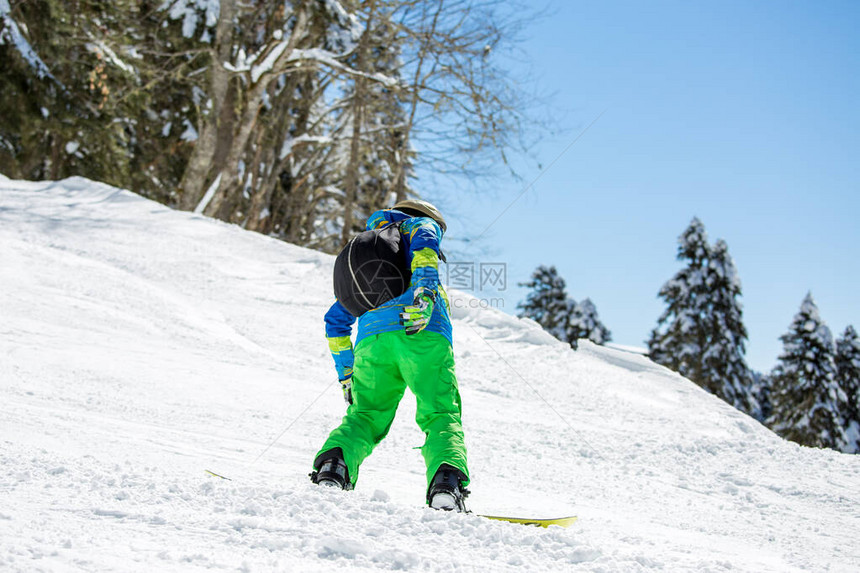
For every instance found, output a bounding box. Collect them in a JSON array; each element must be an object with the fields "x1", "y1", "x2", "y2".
[{"x1": 479, "y1": 514, "x2": 578, "y2": 528}]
